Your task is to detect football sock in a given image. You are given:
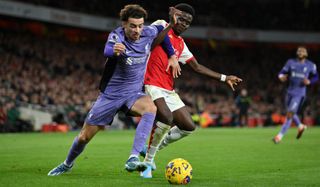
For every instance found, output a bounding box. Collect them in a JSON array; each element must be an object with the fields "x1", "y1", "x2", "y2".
[
  {"x1": 159, "y1": 126, "x2": 193, "y2": 150},
  {"x1": 130, "y1": 112, "x2": 156, "y2": 156},
  {"x1": 65, "y1": 136, "x2": 86, "y2": 166},
  {"x1": 278, "y1": 117, "x2": 292, "y2": 139},
  {"x1": 293, "y1": 114, "x2": 302, "y2": 127},
  {"x1": 144, "y1": 121, "x2": 170, "y2": 163}
]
